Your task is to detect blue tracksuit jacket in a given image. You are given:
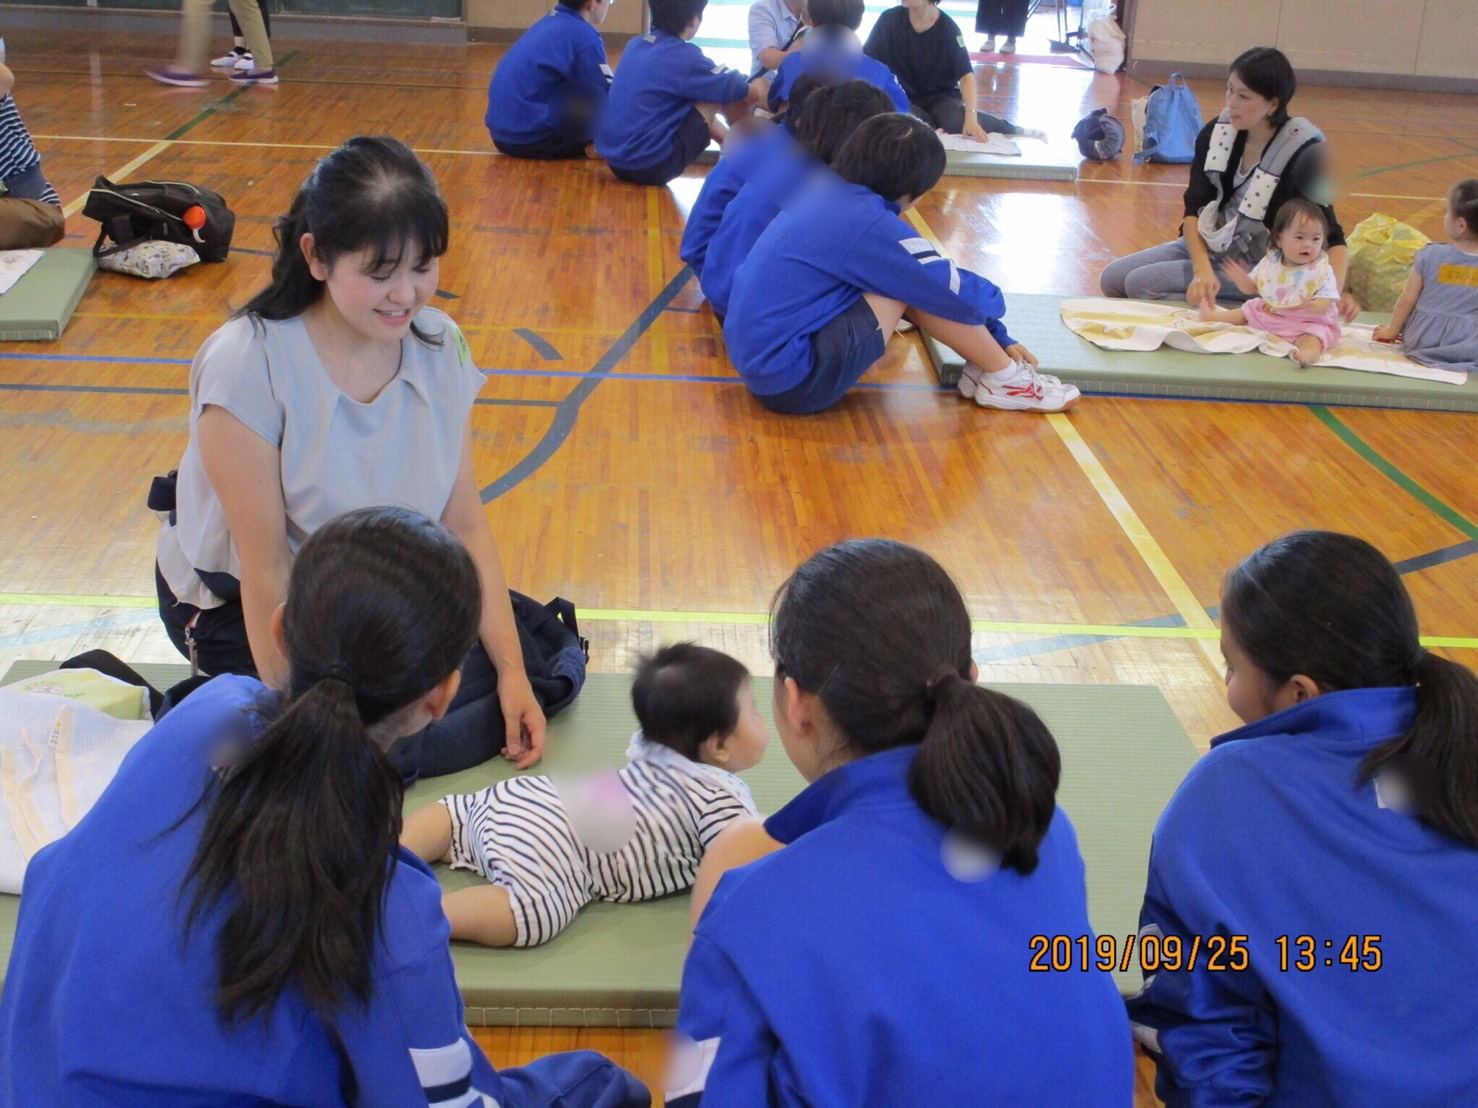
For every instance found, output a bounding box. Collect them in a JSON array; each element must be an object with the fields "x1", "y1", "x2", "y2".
[
  {"x1": 485, "y1": 5, "x2": 612, "y2": 147},
  {"x1": 1128, "y1": 687, "x2": 1478, "y2": 1106},
  {"x1": 768, "y1": 29, "x2": 910, "y2": 113},
  {"x1": 673, "y1": 746, "x2": 1133, "y2": 1106},
  {"x1": 679, "y1": 125, "x2": 796, "y2": 278},
  {"x1": 596, "y1": 31, "x2": 749, "y2": 172},
  {"x1": 724, "y1": 176, "x2": 1016, "y2": 395}
]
